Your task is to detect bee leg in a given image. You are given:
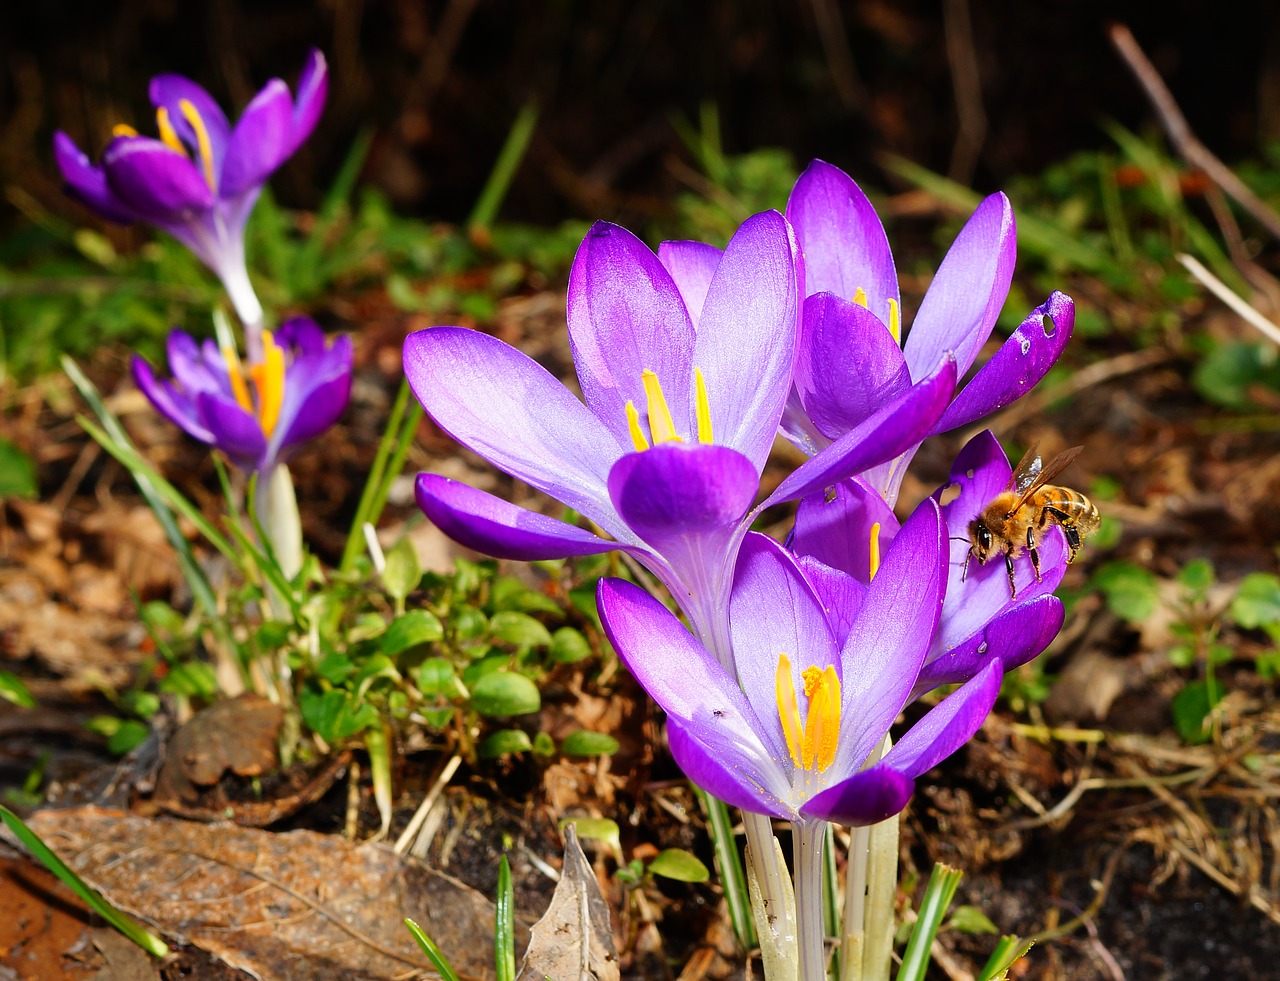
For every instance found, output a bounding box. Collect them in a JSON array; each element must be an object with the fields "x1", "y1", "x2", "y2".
[
  {"x1": 1025, "y1": 526, "x2": 1042, "y2": 583},
  {"x1": 961, "y1": 549, "x2": 972, "y2": 583},
  {"x1": 1064, "y1": 524, "x2": 1082, "y2": 563},
  {"x1": 1004, "y1": 552, "x2": 1018, "y2": 600}
]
